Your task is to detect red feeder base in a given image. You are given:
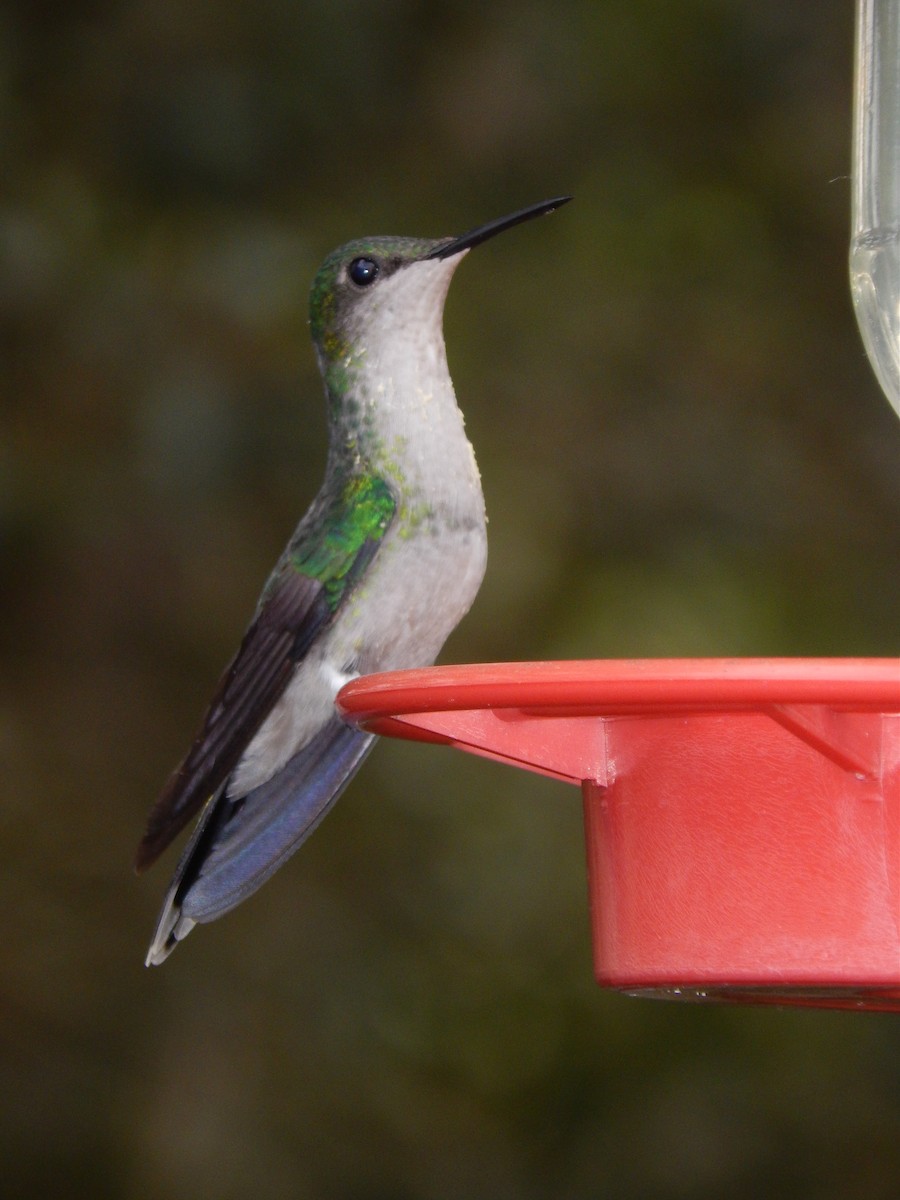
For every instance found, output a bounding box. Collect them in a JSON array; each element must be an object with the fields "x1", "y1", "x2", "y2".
[{"x1": 338, "y1": 659, "x2": 900, "y2": 1011}]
